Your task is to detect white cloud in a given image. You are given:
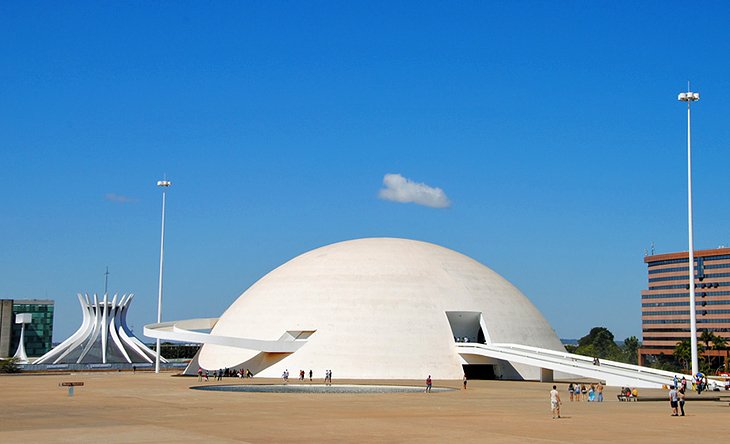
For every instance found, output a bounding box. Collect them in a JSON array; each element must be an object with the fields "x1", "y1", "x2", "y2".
[
  {"x1": 378, "y1": 173, "x2": 451, "y2": 209},
  {"x1": 105, "y1": 193, "x2": 137, "y2": 204}
]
